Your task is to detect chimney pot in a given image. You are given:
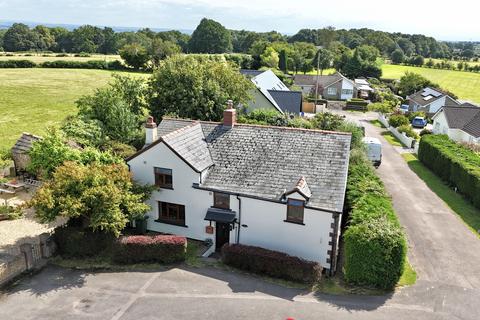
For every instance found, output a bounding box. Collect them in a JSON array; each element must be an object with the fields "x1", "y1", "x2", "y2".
[
  {"x1": 145, "y1": 116, "x2": 157, "y2": 129},
  {"x1": 223, "y1": 100, "x2": 236, "y2": 128}
]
